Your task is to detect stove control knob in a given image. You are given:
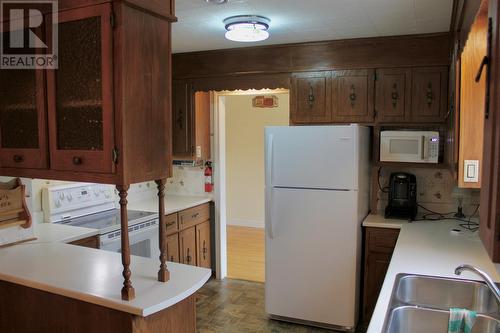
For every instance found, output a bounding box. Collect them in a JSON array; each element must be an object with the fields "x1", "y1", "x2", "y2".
[
  {"x1": 59, "y1": 192, "x2": 65, "y2": 200},
  {"x1": 94, "y1": 189, "x2": 100, "y2": 197},
  {"x1": 104, "y1": 190, "x2": 111, "y2": 199},
  {"x1": 66, "y1": 193, "x2": 73, "y2": 201},
  {"x1": 55, "y1": 199, "x2": 61, "y2": 208}
]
